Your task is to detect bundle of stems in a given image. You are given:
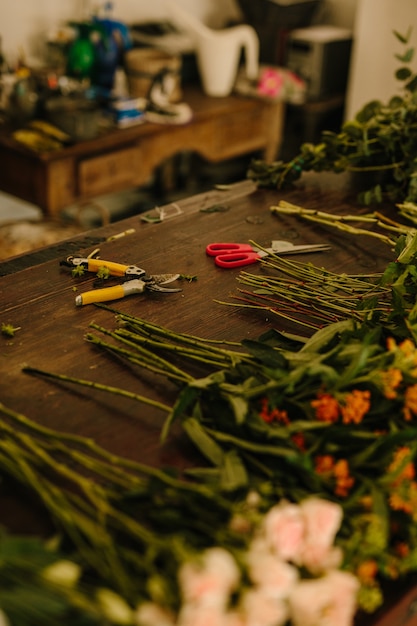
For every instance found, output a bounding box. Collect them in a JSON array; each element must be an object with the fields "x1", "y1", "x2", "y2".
[
  {"x1": 0, "y1": 401, "x2": 241, "y2": 607},
  {"x1": 214, "y1": 244, "x2": 391, "y2": 331},
  {"x1": 270, "y1": 200, "x2": 411, "y2": 247}
]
